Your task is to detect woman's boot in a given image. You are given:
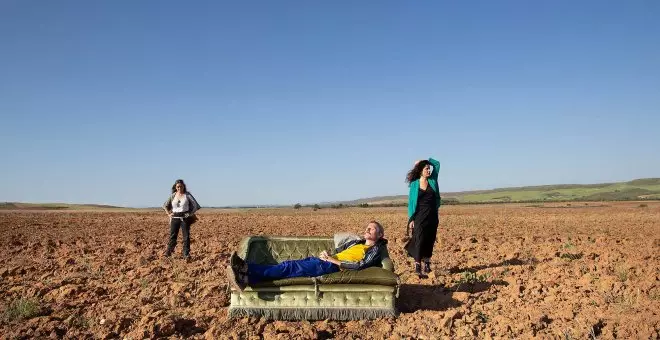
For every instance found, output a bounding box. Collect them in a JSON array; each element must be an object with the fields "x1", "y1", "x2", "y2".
[{"x1": 423, "y1": 261, "x2": 432, "y2": 273}]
